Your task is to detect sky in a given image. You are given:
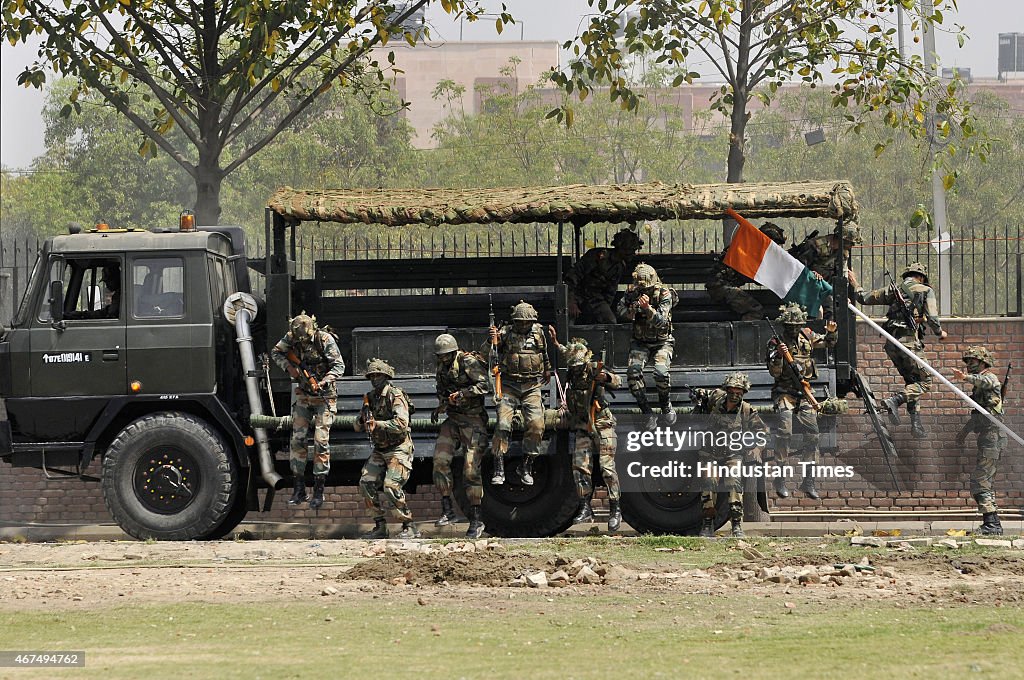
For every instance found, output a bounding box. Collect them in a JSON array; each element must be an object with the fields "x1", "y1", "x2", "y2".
[{"x1": 1, "y1": 0, "x2": 1022, "y2": 169}]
